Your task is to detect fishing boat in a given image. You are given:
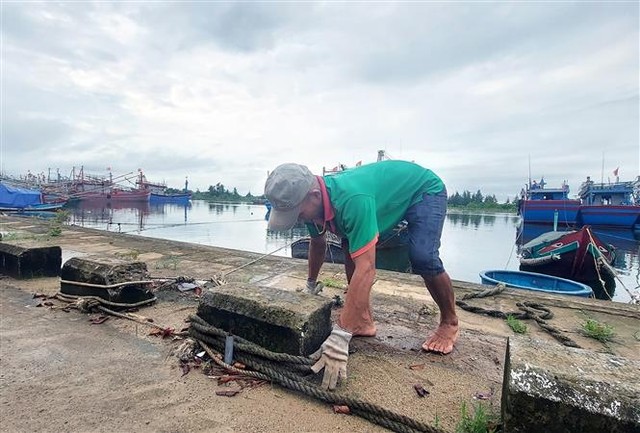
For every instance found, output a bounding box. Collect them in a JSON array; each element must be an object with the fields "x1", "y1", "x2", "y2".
[
  {"x1": 149, "y1": 192, "x2": 192, "y2": 203},
  {"x1": 67, "y1": 167, "x2": 150, "y2": 203},
  {"x1": 71, "y1": 188, "x2": 151, "y2": 203},
  {"x1": 518, "y1": 226, "x2": 616, "y2": 299},
  {"x1": 291, "y1": 233, "x2": 345, "y2": 264},
  {"x1": 136, "y1": 171, "x2": 191, "y2": 204},
  {"x1": 517, "y1": 178, "x2": 580, "y2": 226},
  {"x1": 0, "y1": 183, "x2": 67, "y2": 212},
  {"x1": 518, "y1": 175, "x2": 640, "y2": 231},
  {"x1": 291, "y1": 221, "x2": 409, "y2": 263},
  {"x1": 479, "y1": 269, "x2": 594, "y2": 298},
  {"x1": 576, "y1": 176, "x2": 640, "y2": 231},
  {"x1": 0, "y1": 202, "x2": 66, "y2": 212}
]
